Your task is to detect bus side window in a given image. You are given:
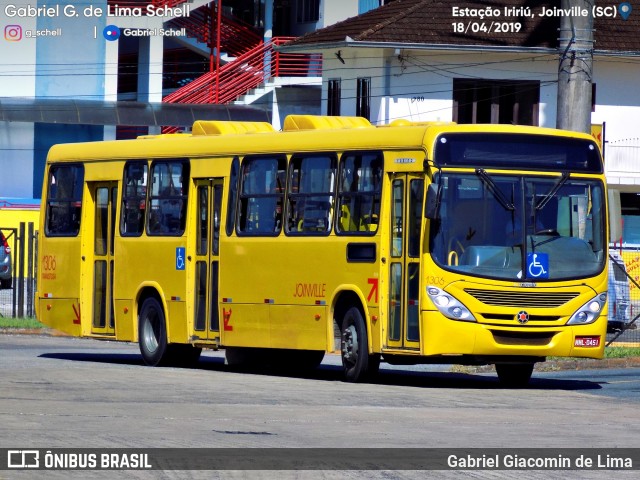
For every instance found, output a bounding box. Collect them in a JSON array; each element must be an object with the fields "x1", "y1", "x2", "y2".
[
  {"x1": 45, "y1": 164, "x2": 84, "y2": 237},
  {"x1": 120, "y1": 161, "x2": 147, "y2": 236},
  {"x1": 226, "y1": 157, "x2": 239, "y2": 236},
  {"x1": 286, "y1": 154, "x2": 336, "y2": 235},
  {"x1": 147, "y1": 160, "x2": 189, "y2": 236},
  {"x1": 238, "y1": 155, "x2": 286, "y2": 235},
  {"x1": 336, "y1": 152, "x2": 383, "y2": 235}
]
